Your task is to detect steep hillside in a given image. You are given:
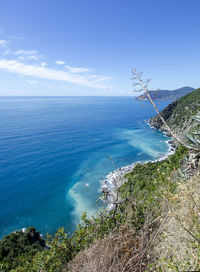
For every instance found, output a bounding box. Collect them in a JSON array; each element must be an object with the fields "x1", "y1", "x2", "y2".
[
  {"x1": 154, "y1": 170, "x2": 200, "y2": 271},
  {"x1": 150, "y1": 88, "x2": 200, "y2": 142},
  {"x1": 135, "y1": 86, "x2": 194, "y2": 101}
]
